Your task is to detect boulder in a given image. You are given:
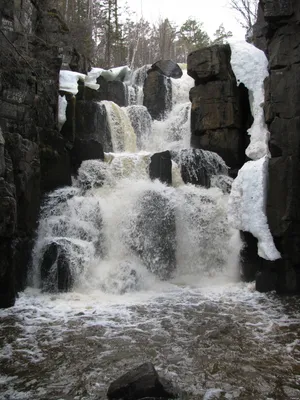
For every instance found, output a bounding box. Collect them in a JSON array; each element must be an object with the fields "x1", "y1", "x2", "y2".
[
  {"x1": 171, "y1": 148, "x2": 228, "y2": 188},
  {"x1": 74, "y1": 100, "x2": 112, "y2": 151},
  {"x1": 128, "y1": 190, "x2": 176, "y2": 280},
  {"x1": 239, "y1": 231, "x2": 263, "y2": 282},
  {"x1": 149, "y1": 151, "x2": 172, "y2": 185},
  {"x1": 187, "y1": 44, "x2": 234, "y2": 84},
  {"x1": 143, "y1": 71, "x2": 172, "y2": 120},
  {"x1": 107, "y1": 362, "x2": 178, "y2": 400},
  {"x1": 191, "y1": 128, "x2": 247, "y2": 178},
  {"x1": 41, "y1": 242, "x2": 73, "y2": 293},
  {"x1": 150, "y1": 60, "x2": 183, "y2": 79}
]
